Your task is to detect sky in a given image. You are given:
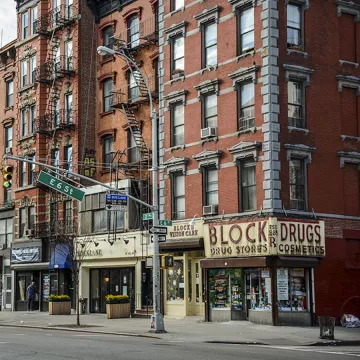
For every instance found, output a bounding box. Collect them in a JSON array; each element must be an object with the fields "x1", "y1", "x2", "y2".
[{"x1": 0, "y1": 0, "x2": 17, "y2": 47}]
